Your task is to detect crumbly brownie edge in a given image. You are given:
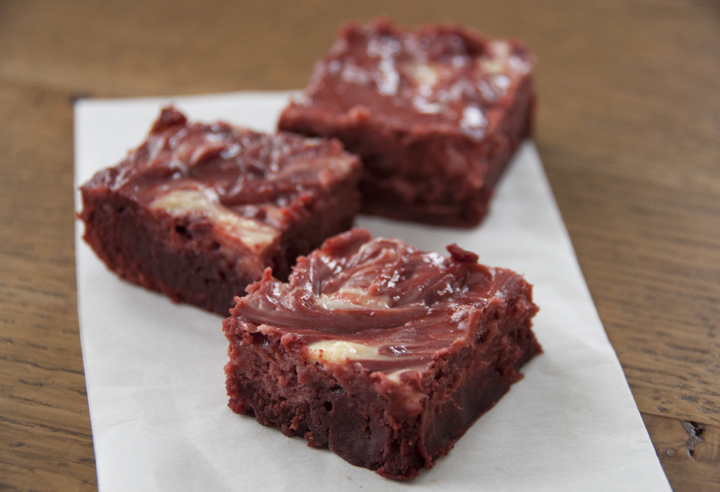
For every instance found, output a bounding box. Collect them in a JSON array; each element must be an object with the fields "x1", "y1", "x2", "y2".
[
  {"x1": 417, "y1": 298, "x2": 541, "y2": 473},
  {"x1": 79, "y1": 186, "x2": 267, "y2": 315}
]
